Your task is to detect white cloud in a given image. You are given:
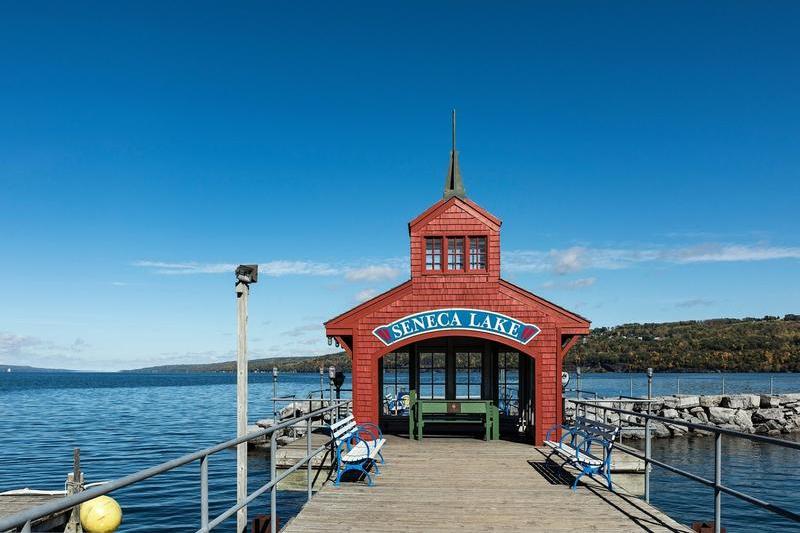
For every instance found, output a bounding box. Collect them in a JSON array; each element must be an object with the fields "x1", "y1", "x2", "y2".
[
  {"x1": 355, "y1": 288, "x2": 380, "y2": 302},
  {"x1": 665, "y1": 244, "x2": 800, "y2": 264},
  {"x1": 133, "y1": 261, "x2": 236, "y2": 274},
  {"x1": 540, "y1": 277, "x2": 597, "y2": 290},
  {"x1": 134, "y1": 259, "x2": 403, "y2": 281},
  {"x1": 344, "y1": 265, "x2": 401, "y2": 282},
  {"x1": 567, "y1": 277, "x2": 597, "y2": 289},
  {"x1": 504, "y1": 244, "x2": 800, "y2": 275}
]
